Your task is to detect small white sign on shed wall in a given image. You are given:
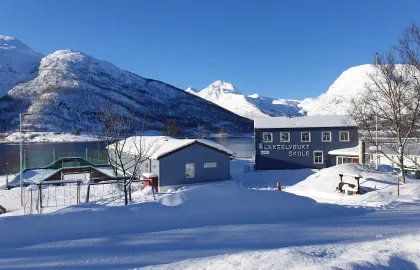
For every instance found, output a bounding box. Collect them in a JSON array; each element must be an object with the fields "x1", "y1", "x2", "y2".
[{"x1": 204, "y1": 162, "x2": 217, "y2": 168}]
